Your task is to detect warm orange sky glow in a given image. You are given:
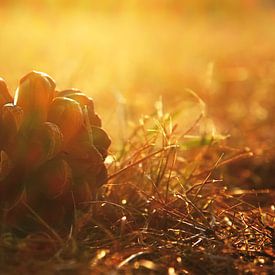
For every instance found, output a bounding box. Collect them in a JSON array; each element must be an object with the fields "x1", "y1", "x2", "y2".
[{"x1": 0, "y1": 1, "x2": 274, "y2": 143}]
